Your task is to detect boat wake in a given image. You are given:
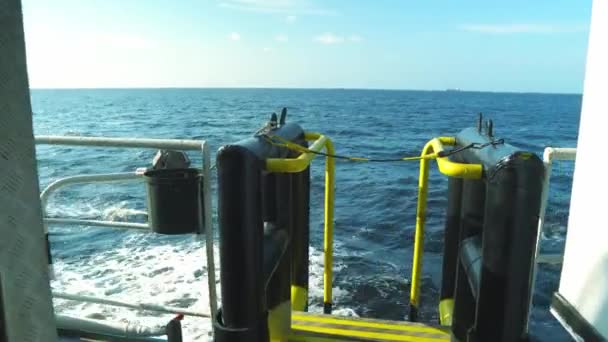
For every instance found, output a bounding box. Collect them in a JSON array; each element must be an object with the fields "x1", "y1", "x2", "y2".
[{"x1": 51, "y1": 230, "x2": 354, "y2": 341}]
